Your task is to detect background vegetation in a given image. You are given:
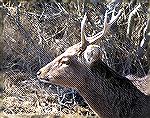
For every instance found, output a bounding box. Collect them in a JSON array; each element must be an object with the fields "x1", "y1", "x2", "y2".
[{"x1": 0, "y1": 0, "x2": 149, "y2": 118}]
